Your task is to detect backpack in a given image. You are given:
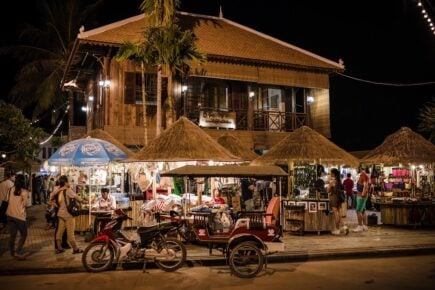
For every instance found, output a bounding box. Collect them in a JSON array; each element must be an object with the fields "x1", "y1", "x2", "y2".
[{"x1": 63, "y1": 190, "x2": 80, "y2": 217}]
